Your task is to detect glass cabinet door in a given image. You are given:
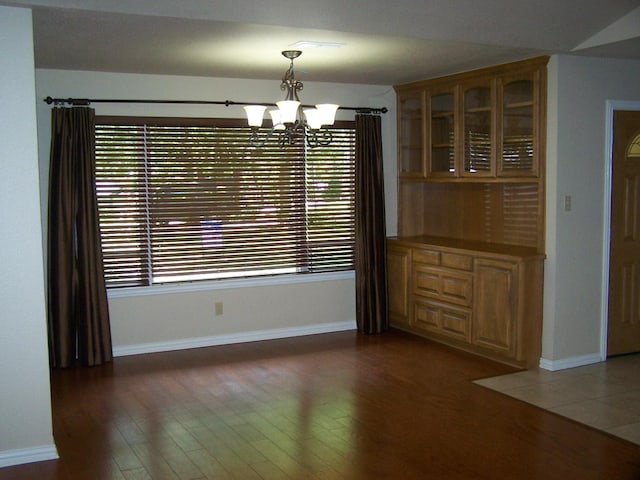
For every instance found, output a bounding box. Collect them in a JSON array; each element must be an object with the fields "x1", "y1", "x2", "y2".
[
  {"x1": 462, "y1": 83, "x2": 493, "y2": 176},
  {"x1": 499, "y1": 75, "x2": 537, "y2": 176},
  {"x1": 428, "y1": 91, "x2": 456, "y2": 177},
  {"x1": 398, "y1": 91, "x2": 425, "y2": 177}
]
